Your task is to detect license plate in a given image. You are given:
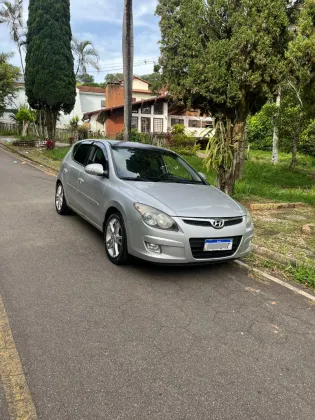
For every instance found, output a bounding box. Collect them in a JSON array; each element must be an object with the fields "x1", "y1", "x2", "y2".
[{"x1": 204, "y1": 239, "x2": 233, "y2": 251}]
